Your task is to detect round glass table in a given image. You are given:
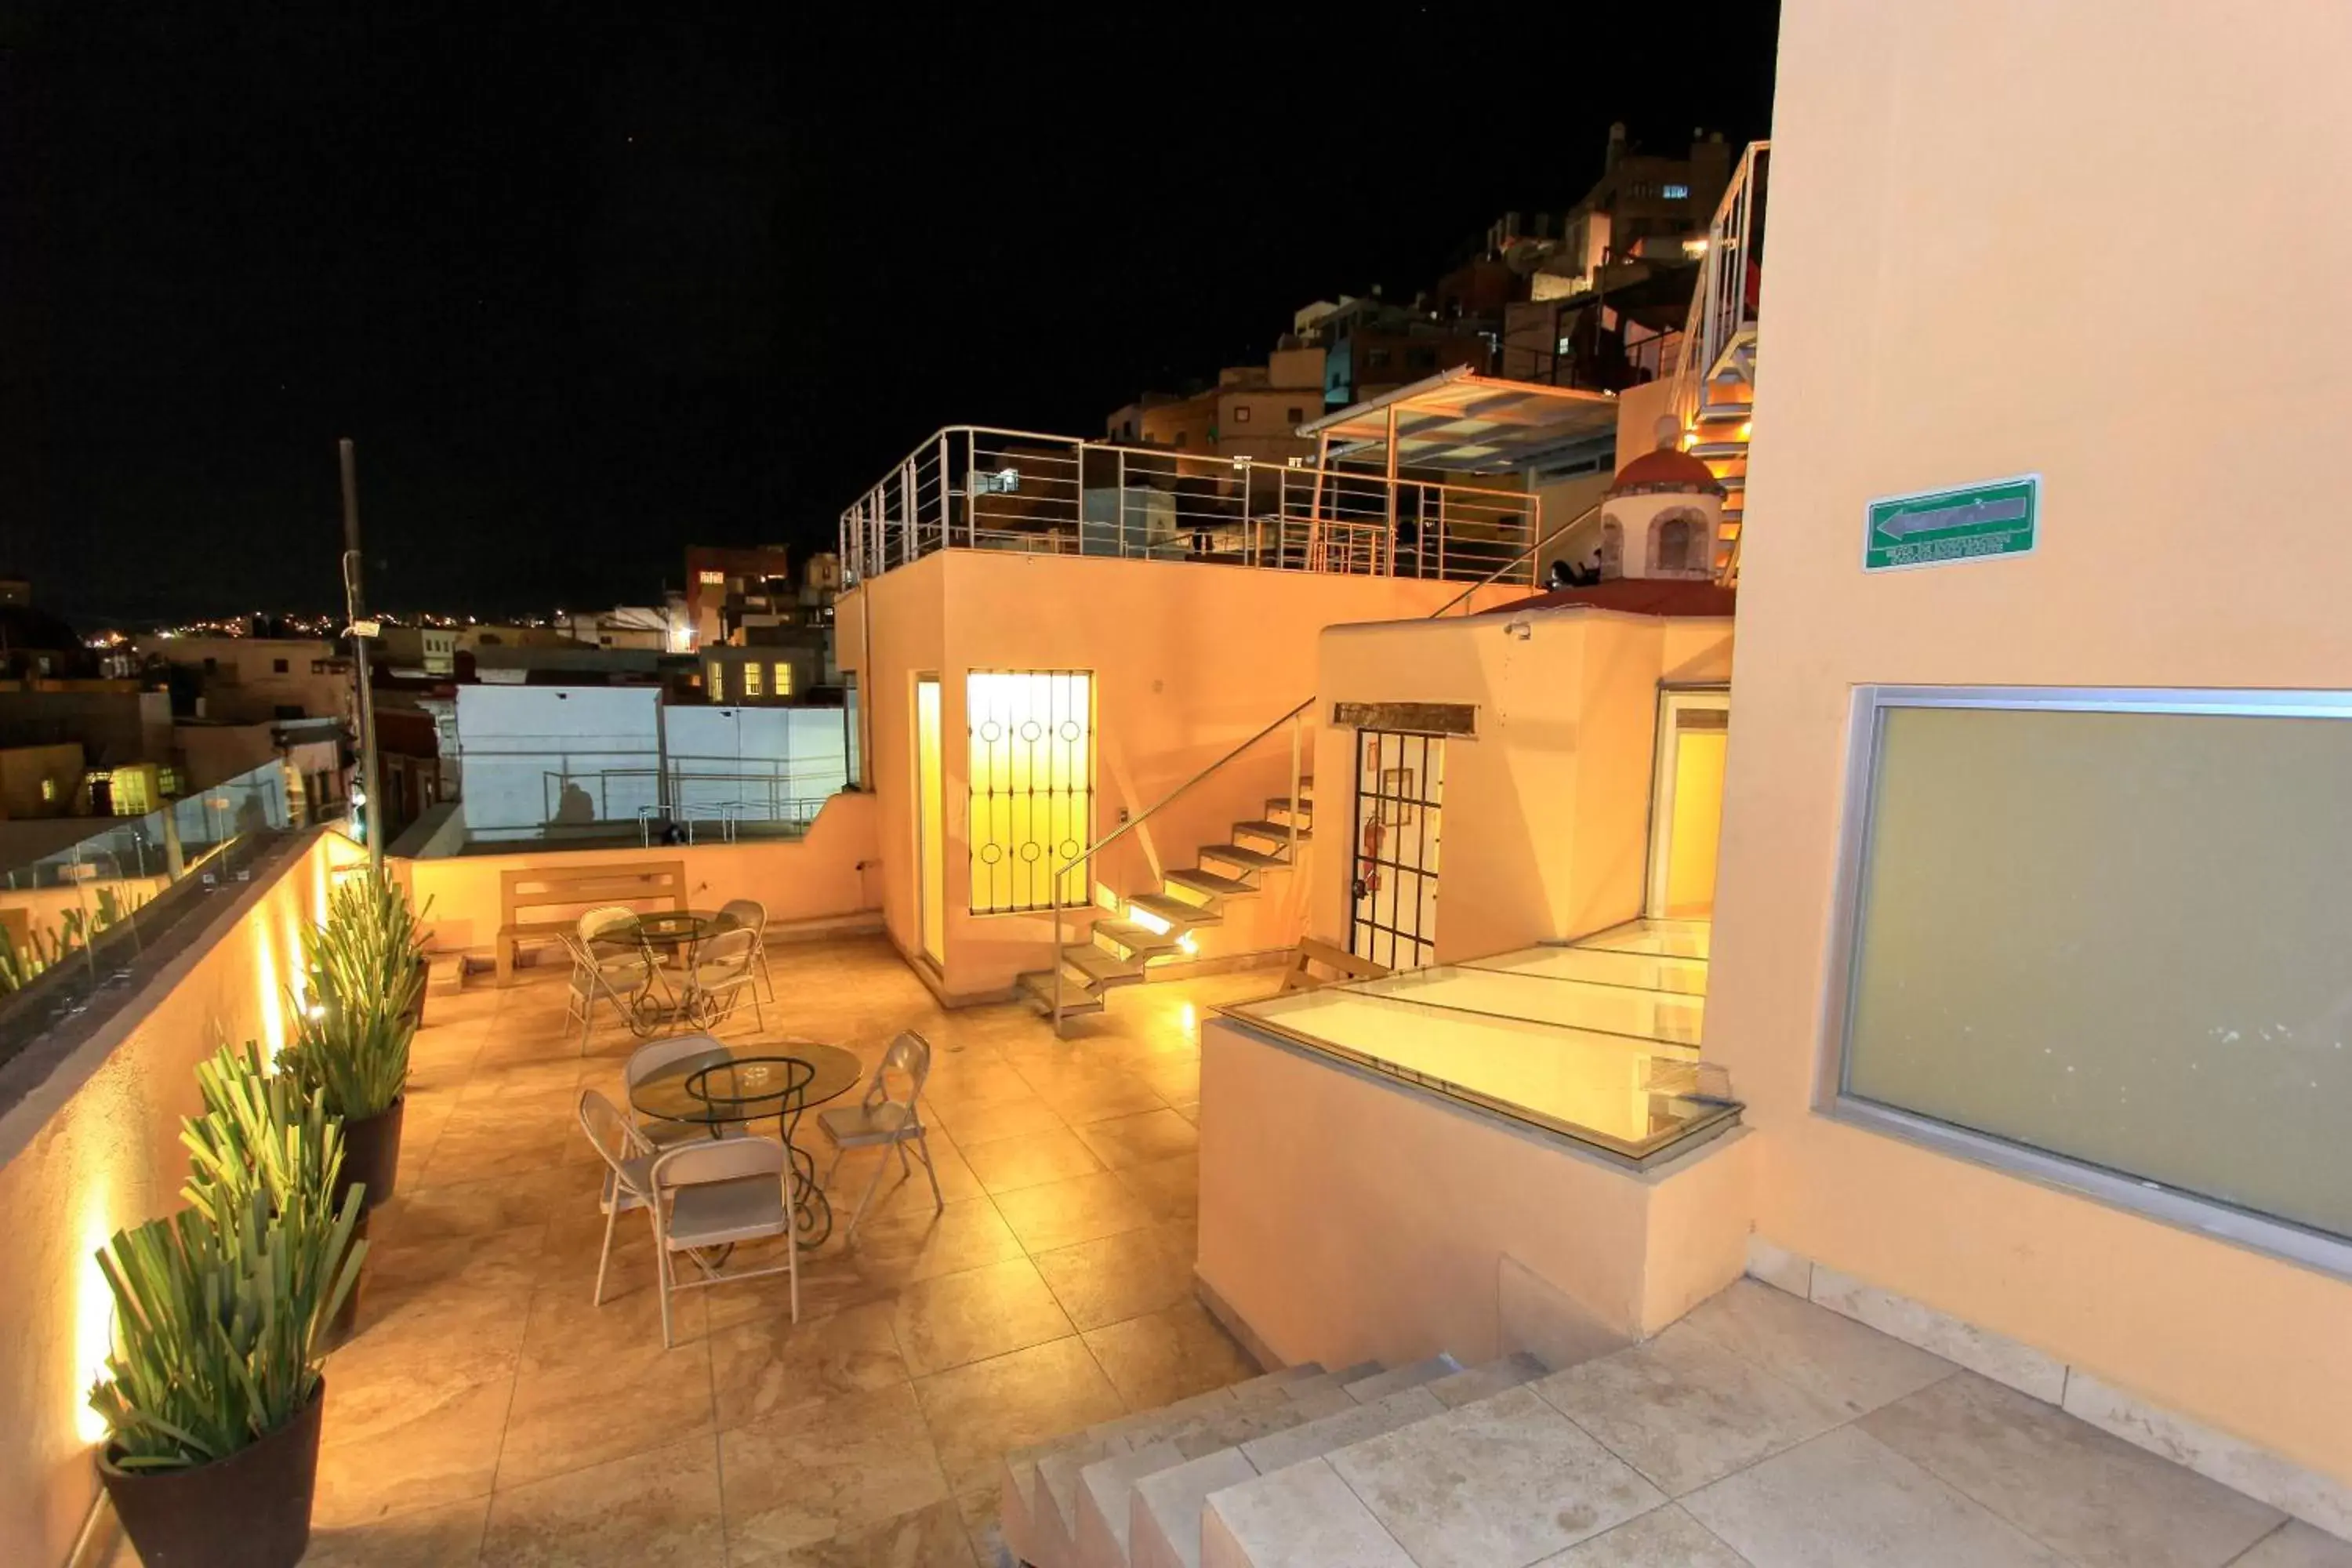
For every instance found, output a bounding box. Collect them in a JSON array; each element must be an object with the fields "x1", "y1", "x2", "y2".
[
  {"x1": 636, "y1": 909, "x2": 722, "y2": 961},
  {"x1": 628, "y1": 1036, "x2": 864, "y2": 1247}
]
